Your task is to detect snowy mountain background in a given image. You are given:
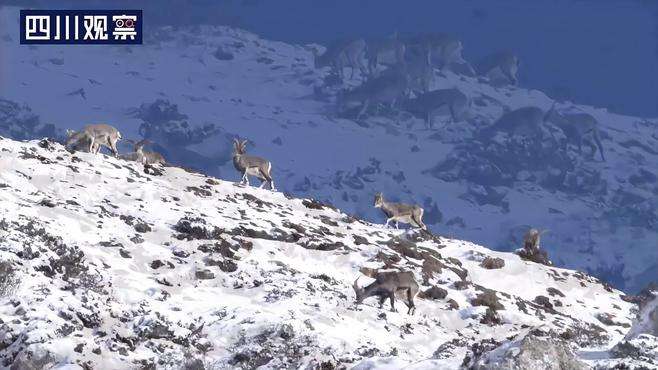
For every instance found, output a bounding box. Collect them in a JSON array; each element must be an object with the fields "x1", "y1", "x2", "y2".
[{"x1": 0, "y1": 4, "x2": 657, "y2": 298}]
